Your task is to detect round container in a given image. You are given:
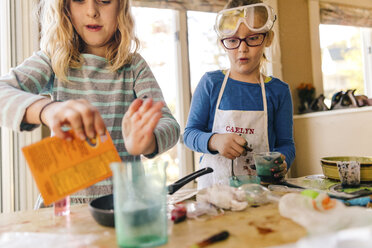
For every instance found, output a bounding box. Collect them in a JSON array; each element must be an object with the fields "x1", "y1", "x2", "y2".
[
  {"x1": 253, "y1": 152, "x2": 282, "y2": 184},
  {"x1": 320, "y1": 156, "x2": 372, "y2": 182},
  {"x1": 89, "y1": 194, "x2": 114, "y2": 227}
]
